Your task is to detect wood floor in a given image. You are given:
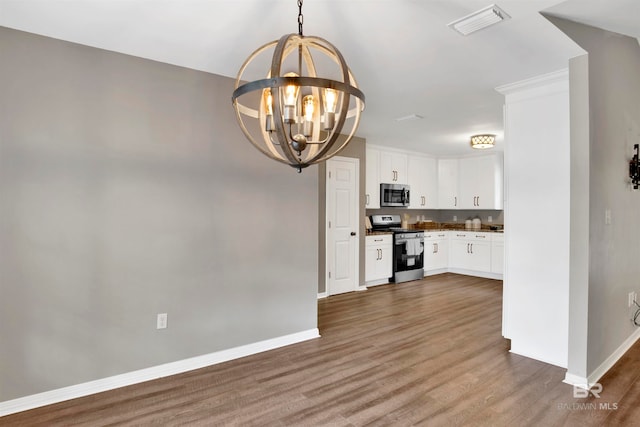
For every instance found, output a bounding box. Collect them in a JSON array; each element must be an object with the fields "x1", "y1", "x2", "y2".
[{"x1": 3, "y1": 273, "x2": 640, "y2": 426}]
